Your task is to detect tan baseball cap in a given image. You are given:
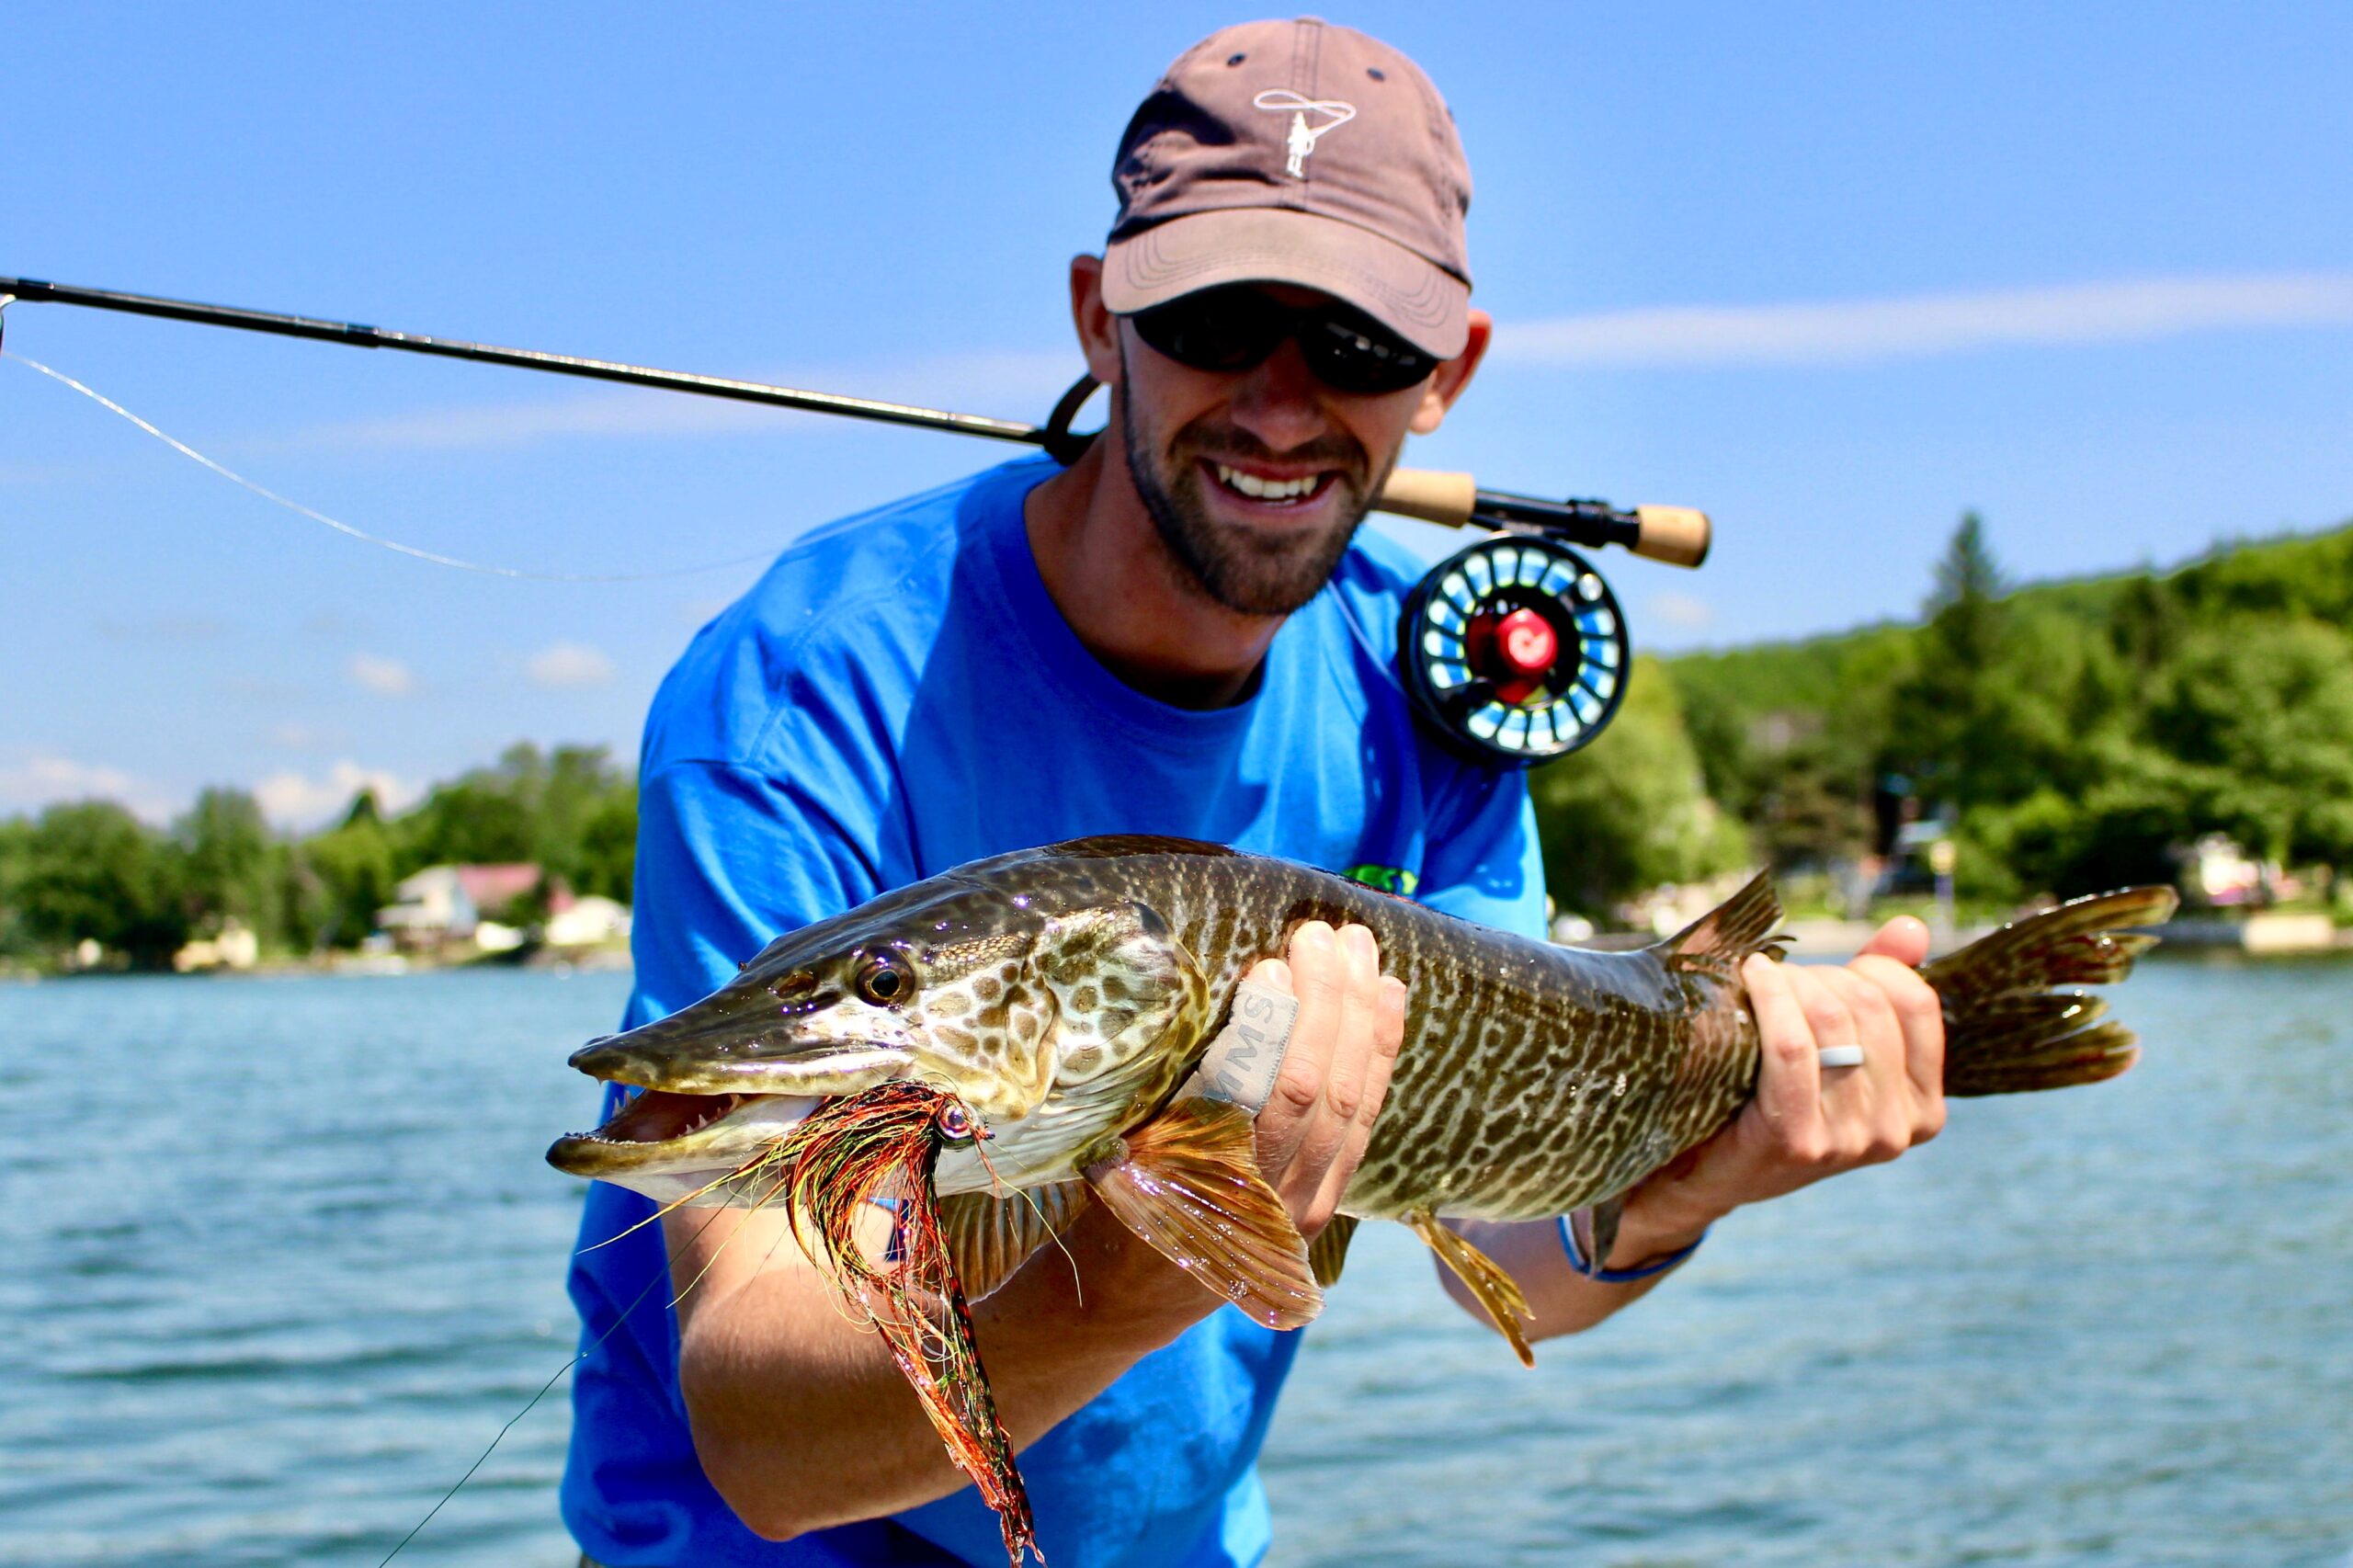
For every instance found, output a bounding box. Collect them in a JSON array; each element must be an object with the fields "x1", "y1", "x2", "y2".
[{"x1": 1102, "y1": 17, "x2": 1474, "y2": 359}]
